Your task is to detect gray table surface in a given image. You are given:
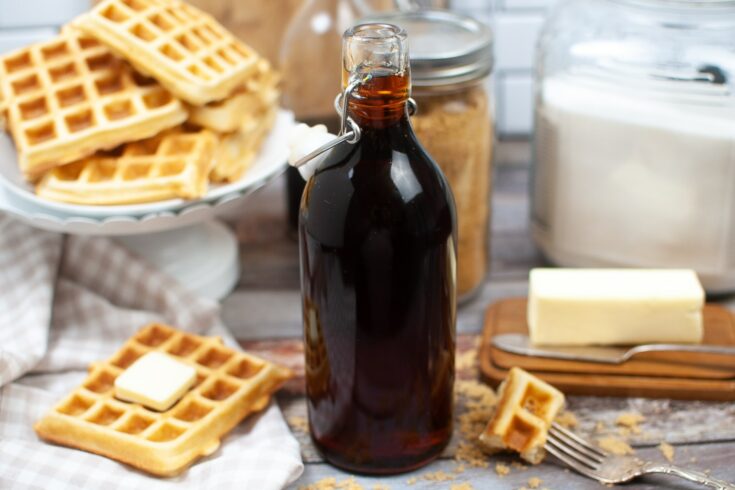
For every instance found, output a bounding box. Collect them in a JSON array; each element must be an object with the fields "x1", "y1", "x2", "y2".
[{"x1": 222, "y1": 141, "x2": 735, "y2": 489}]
